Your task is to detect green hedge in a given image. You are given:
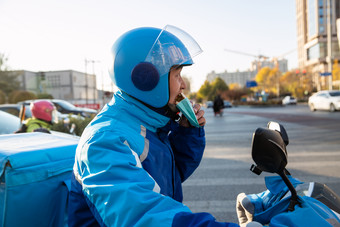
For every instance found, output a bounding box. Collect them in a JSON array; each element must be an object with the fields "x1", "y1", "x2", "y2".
[
  {"x1": 233, "y1": 100, "x2": 283, "y2": 106},
  {"x1": 51, "y1": 115, "x2": 94, "y2": 136}
]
